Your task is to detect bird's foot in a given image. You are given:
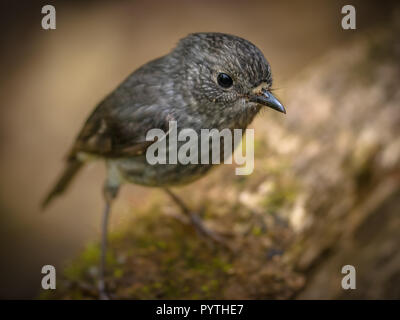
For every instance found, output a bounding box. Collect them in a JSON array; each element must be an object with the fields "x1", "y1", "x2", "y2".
[
  {"x1": 188, "y1": 212, "x2": 234, "y2": 251},
  {"x1": 163, "y1": 188, "x2": 234, "y2": 251},
  {"x1": 98, "y1": 280, "x2": 110, "y2": 300}
]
